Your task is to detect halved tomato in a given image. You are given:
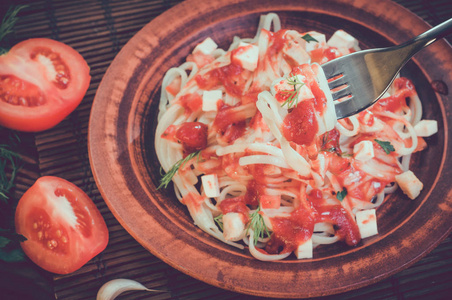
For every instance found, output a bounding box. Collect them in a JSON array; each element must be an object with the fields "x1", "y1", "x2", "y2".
[
  {"x1": 0, "y1": 38, "x2": 90, "y2": 132},
  {"x1": 15, "y1": 176, "x2": 108, "y2": 274}
]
